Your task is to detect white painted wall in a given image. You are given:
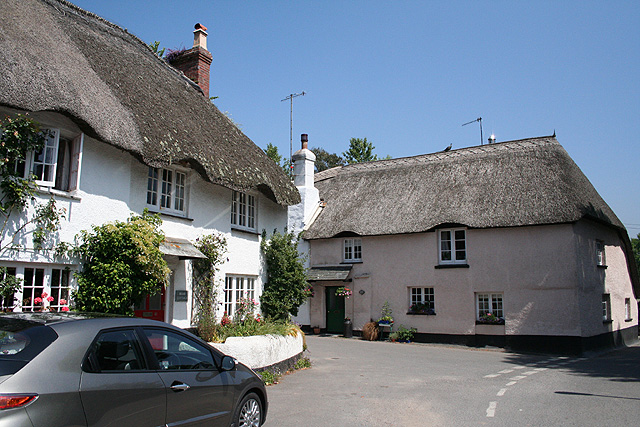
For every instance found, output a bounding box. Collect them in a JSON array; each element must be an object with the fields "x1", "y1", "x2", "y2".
[{"x1": 0, "y1": 109, "x2": 289, "y2": 327}]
